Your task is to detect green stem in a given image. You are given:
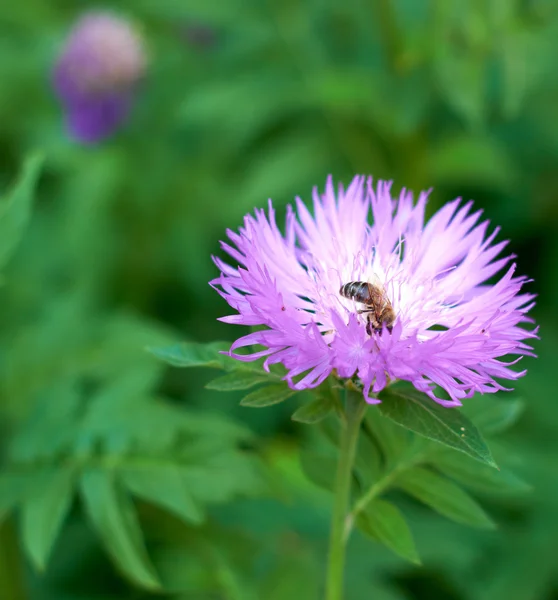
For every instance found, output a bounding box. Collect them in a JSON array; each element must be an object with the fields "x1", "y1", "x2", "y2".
[
  {"x1": 0, "y1": 517, "x2": 28, "y2": 600},
  {"x1": 345, "y1": 468, "x2": 400, "y2": 538},
  {"x1": 344, "y1": 454, "x2": 424, "y2": 539},
  {"x1": 325, "y1": 389, "x2": 366, "y2": 600}
]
